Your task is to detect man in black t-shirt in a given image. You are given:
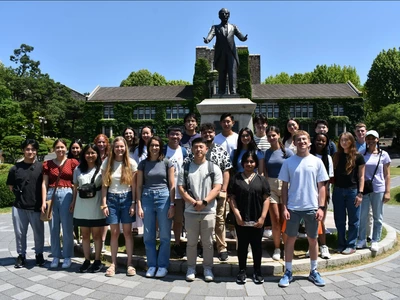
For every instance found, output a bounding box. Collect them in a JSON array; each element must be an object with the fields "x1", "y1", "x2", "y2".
[{"x1": 7, "y1": 139, "x2": 45, "y2": 268}]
